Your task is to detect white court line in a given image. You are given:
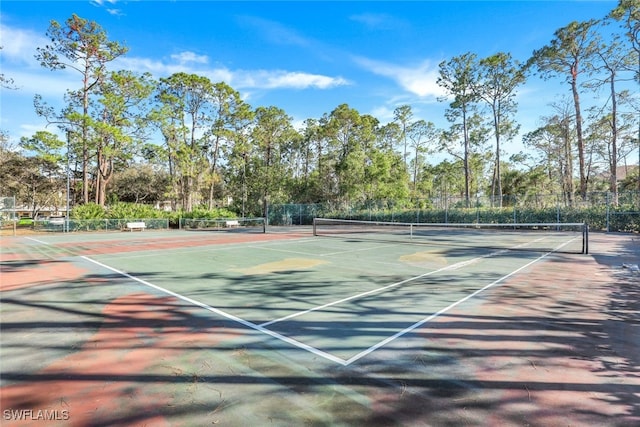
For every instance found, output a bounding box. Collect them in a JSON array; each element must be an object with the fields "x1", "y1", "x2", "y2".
[
  {"x1": 259, "y1": 248, "x2": 510, "y2": 328},
  {"x1": 80, "y1": 255, "x2": 349, "y2": 366},
  {"x1": 319, "y1": 242, "x2": 404, "y2": 257},
  {"x1": 25, "y1": 234, "x2": 578, "y2": 366},
  {"x1": 249, "y1": 237, "x2": 318, "y2": 247},
  {"x1": 343, "y1": 238, "x2": 577, "y2": 365},
  {"x1": 25, "y1": 237, "x2": 50, "y2": 245},
  {"x1": 24, "y1": 236, "x2": 81, "y2": 257},
  {"x1": 246, "y1": 245, "x2": 322, "y2": 257}
]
